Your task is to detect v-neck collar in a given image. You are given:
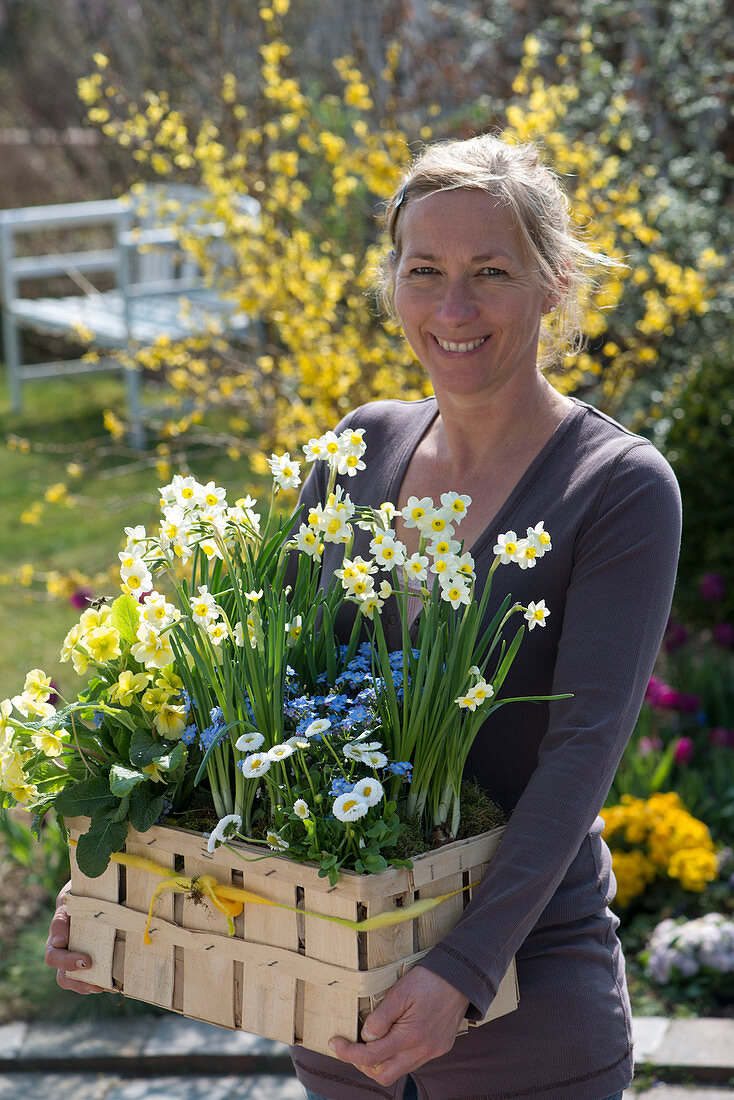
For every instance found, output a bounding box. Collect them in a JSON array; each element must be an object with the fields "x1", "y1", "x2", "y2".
[{"x1": 382, "y1": 396, "x2": 586, "y2": 560}]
